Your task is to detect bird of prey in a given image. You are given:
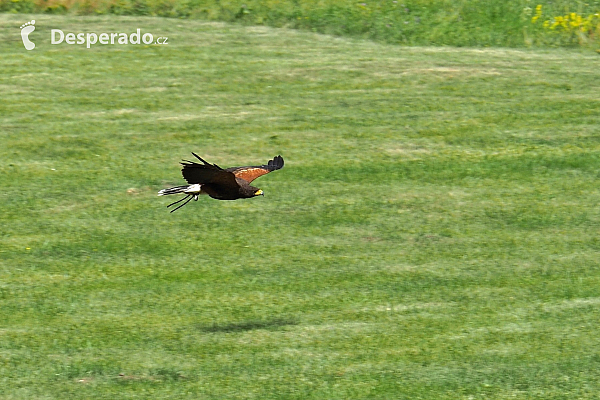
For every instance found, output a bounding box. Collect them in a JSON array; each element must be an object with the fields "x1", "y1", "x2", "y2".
[{"x1": 158, "y1": 153, "x2": 284, "y2": 212}]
